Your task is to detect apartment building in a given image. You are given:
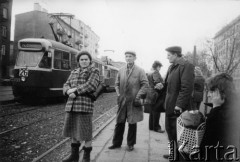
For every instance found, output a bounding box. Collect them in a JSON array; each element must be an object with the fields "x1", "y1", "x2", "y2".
[
  {"x1": 0, "y1": 0, "x2": 13, "y2": 82},
  {"x1": 213, "y1": 15, "x2": 240, "y2": 88},
  {"x1": 14, "y1": 4, "x2": 99, "y2": 62}
]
